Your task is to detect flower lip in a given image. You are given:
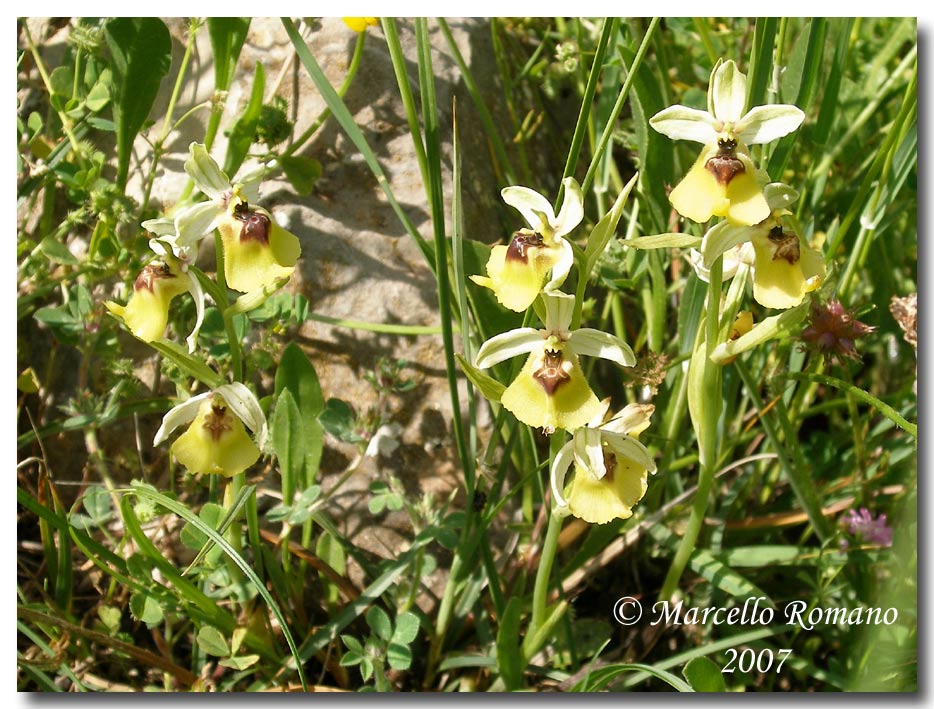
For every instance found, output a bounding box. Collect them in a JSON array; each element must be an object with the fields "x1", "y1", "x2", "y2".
[
  {"x1": 233, "y1": 202, "x2": 271, "y2": 245},
  {"x1": 134, "y1": 262, "x2": 175, "y2": 292},
  {"x1": 532, "y1": 347, "x2": 572, "y2": 395},
  {"x1": 505, "y1": 230, "x2": 545, "y2": 263},
  {"x1": 705, "y1": 138, "x2": 745, "y2": 185},
  {"x1": 767, "y1": 225, "x2": 801, "y2": 264}
]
